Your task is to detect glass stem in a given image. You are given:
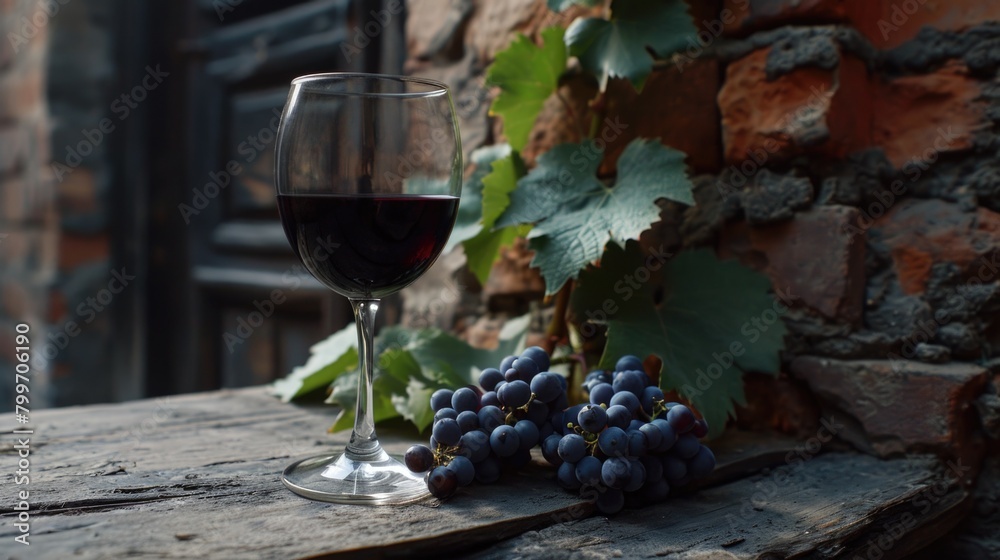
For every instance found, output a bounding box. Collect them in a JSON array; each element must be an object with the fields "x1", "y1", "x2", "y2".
[{"x1": 346, "y1": 298, "x2": 382, "y2": 460}]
